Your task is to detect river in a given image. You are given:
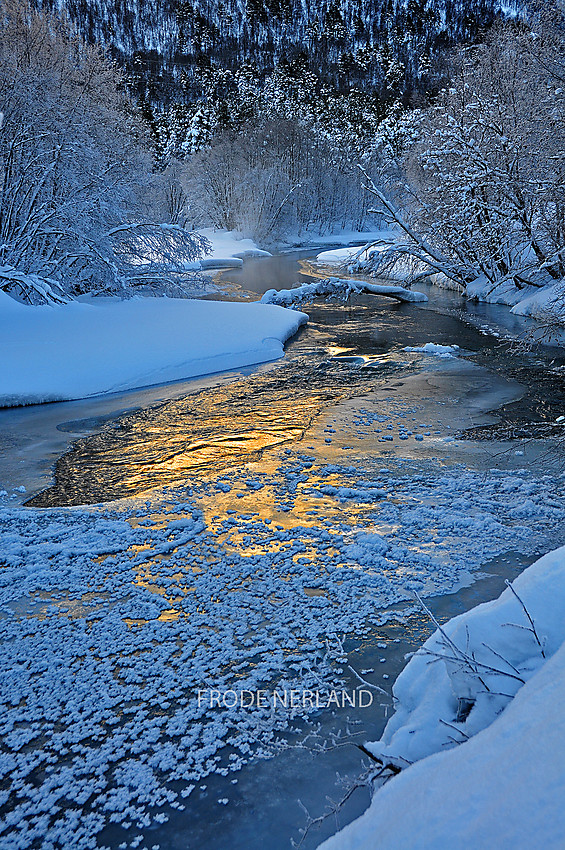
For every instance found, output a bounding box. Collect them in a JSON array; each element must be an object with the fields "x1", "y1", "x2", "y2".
[{"x1": 1, "y1": 250, "x2": 565, "y2": 849}]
